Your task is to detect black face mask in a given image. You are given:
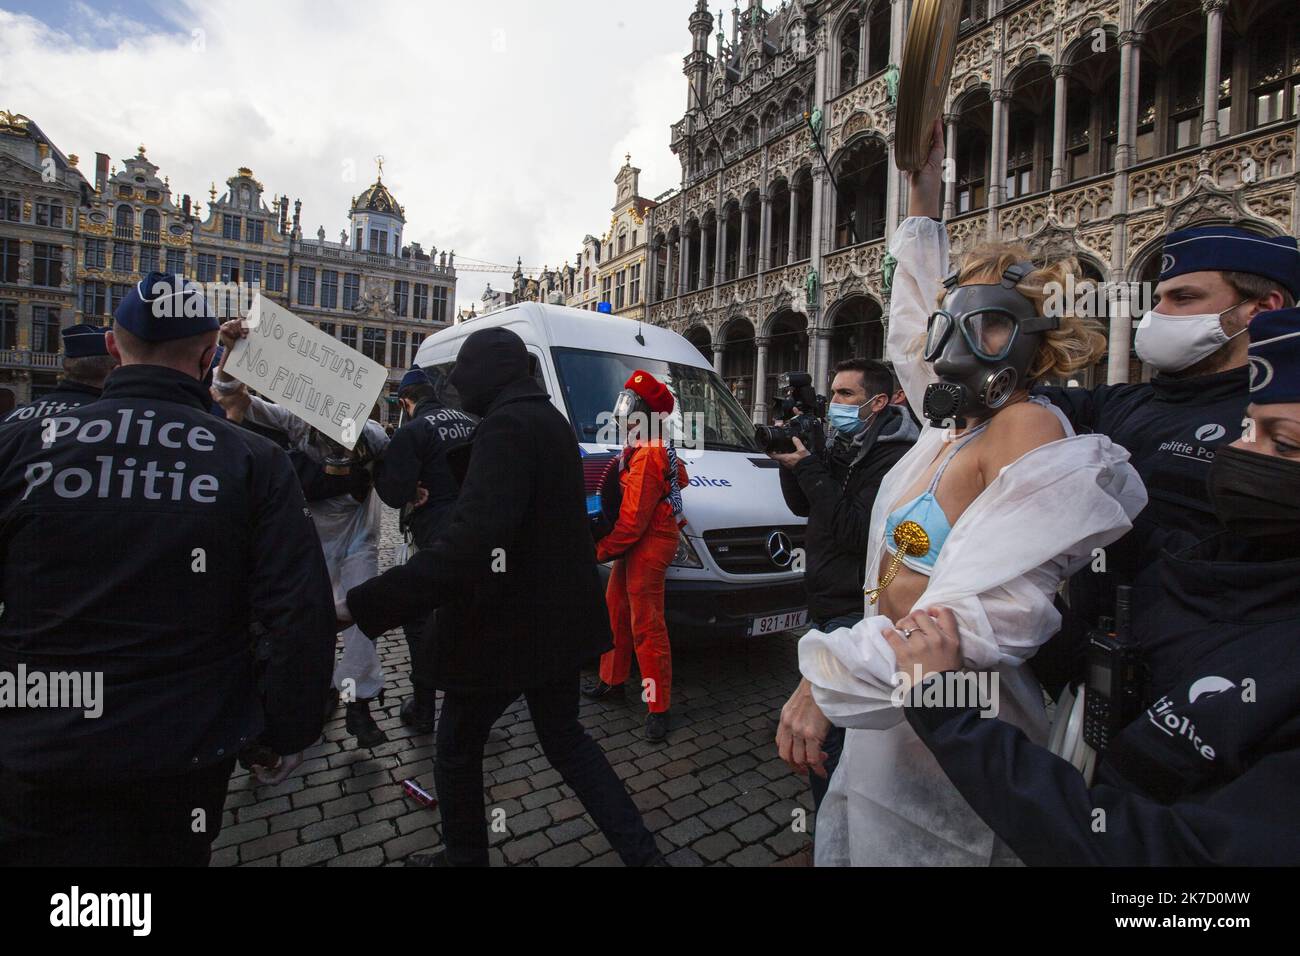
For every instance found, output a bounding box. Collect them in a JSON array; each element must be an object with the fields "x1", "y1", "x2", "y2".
[{"x1": 1208, "y1": 445, "x2": 1300, "y2": 545}]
